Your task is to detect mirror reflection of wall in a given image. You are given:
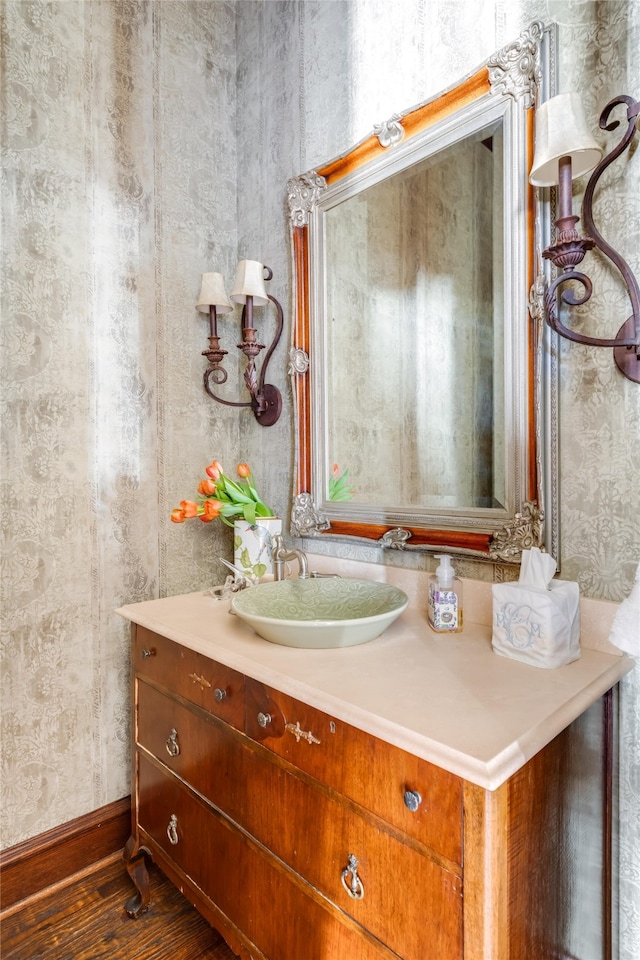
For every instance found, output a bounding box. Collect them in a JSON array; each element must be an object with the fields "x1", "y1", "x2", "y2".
[{"x1": 326, "y1": 120, "x2": 505, "y2": 511}]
